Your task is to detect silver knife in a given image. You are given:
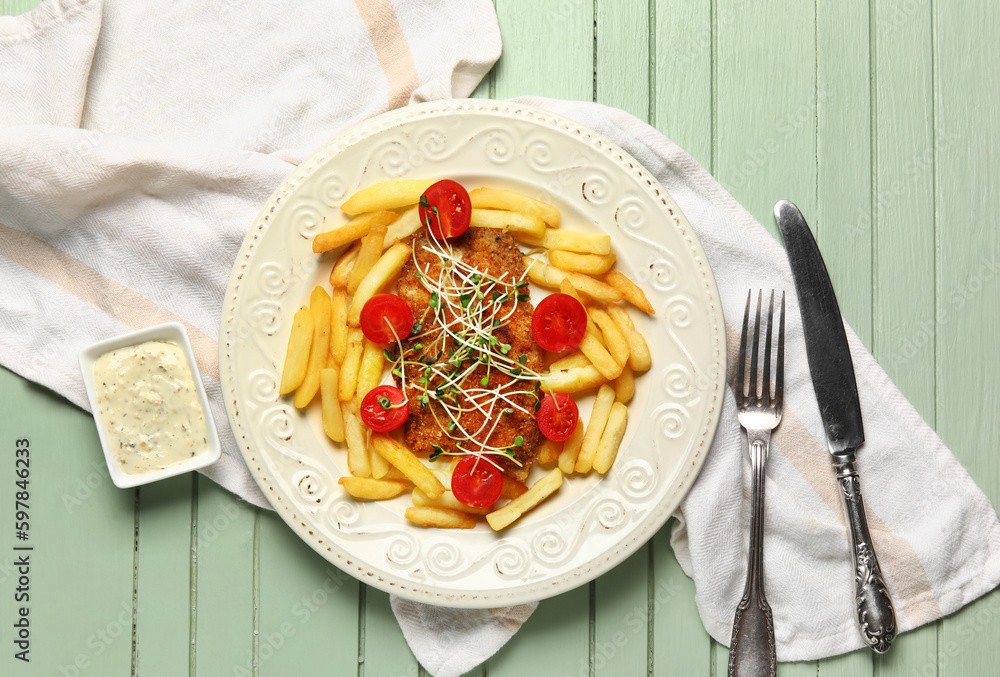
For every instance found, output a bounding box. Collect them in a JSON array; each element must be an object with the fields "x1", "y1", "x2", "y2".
[{"x1": 774, "y1": 200, "x2": 897, "y2": 653}]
